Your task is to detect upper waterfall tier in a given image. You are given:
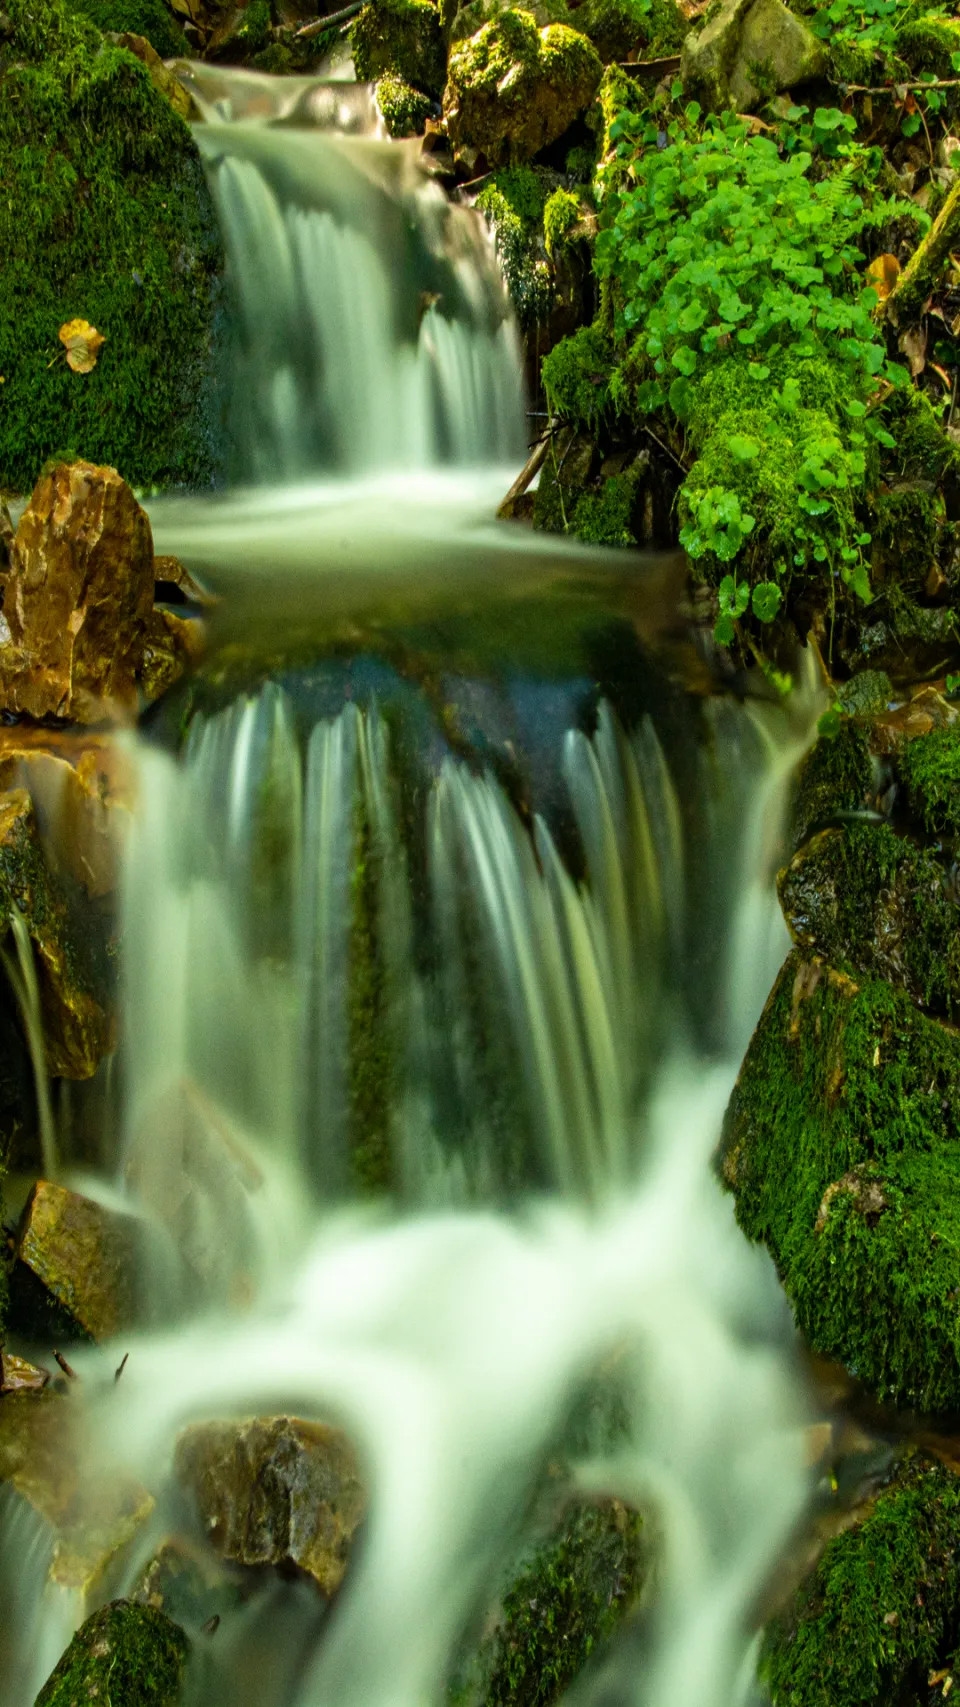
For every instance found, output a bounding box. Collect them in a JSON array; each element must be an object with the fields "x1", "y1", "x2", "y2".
[{"x1": 186, "y1": 74, "x2": 526, "y2": 482}]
